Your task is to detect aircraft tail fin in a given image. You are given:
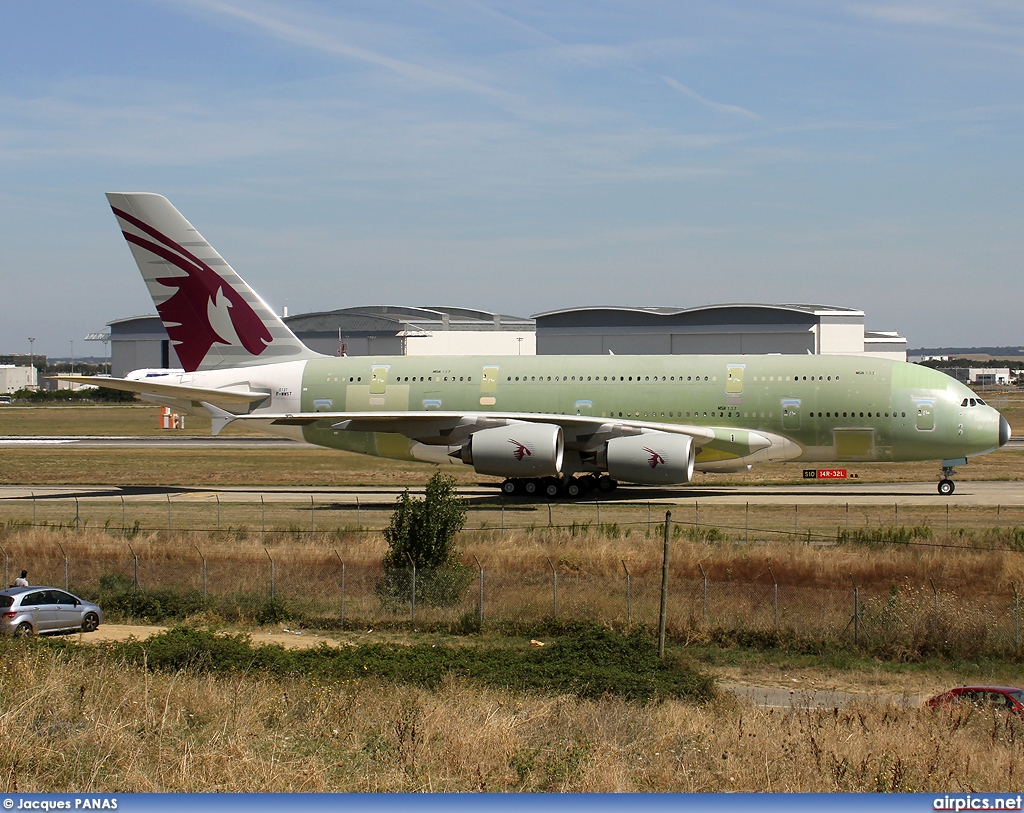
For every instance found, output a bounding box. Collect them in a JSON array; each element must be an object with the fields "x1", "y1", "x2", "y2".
[{"x1": 106, "y1": 192, "x2": 322, "y2": 372}]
